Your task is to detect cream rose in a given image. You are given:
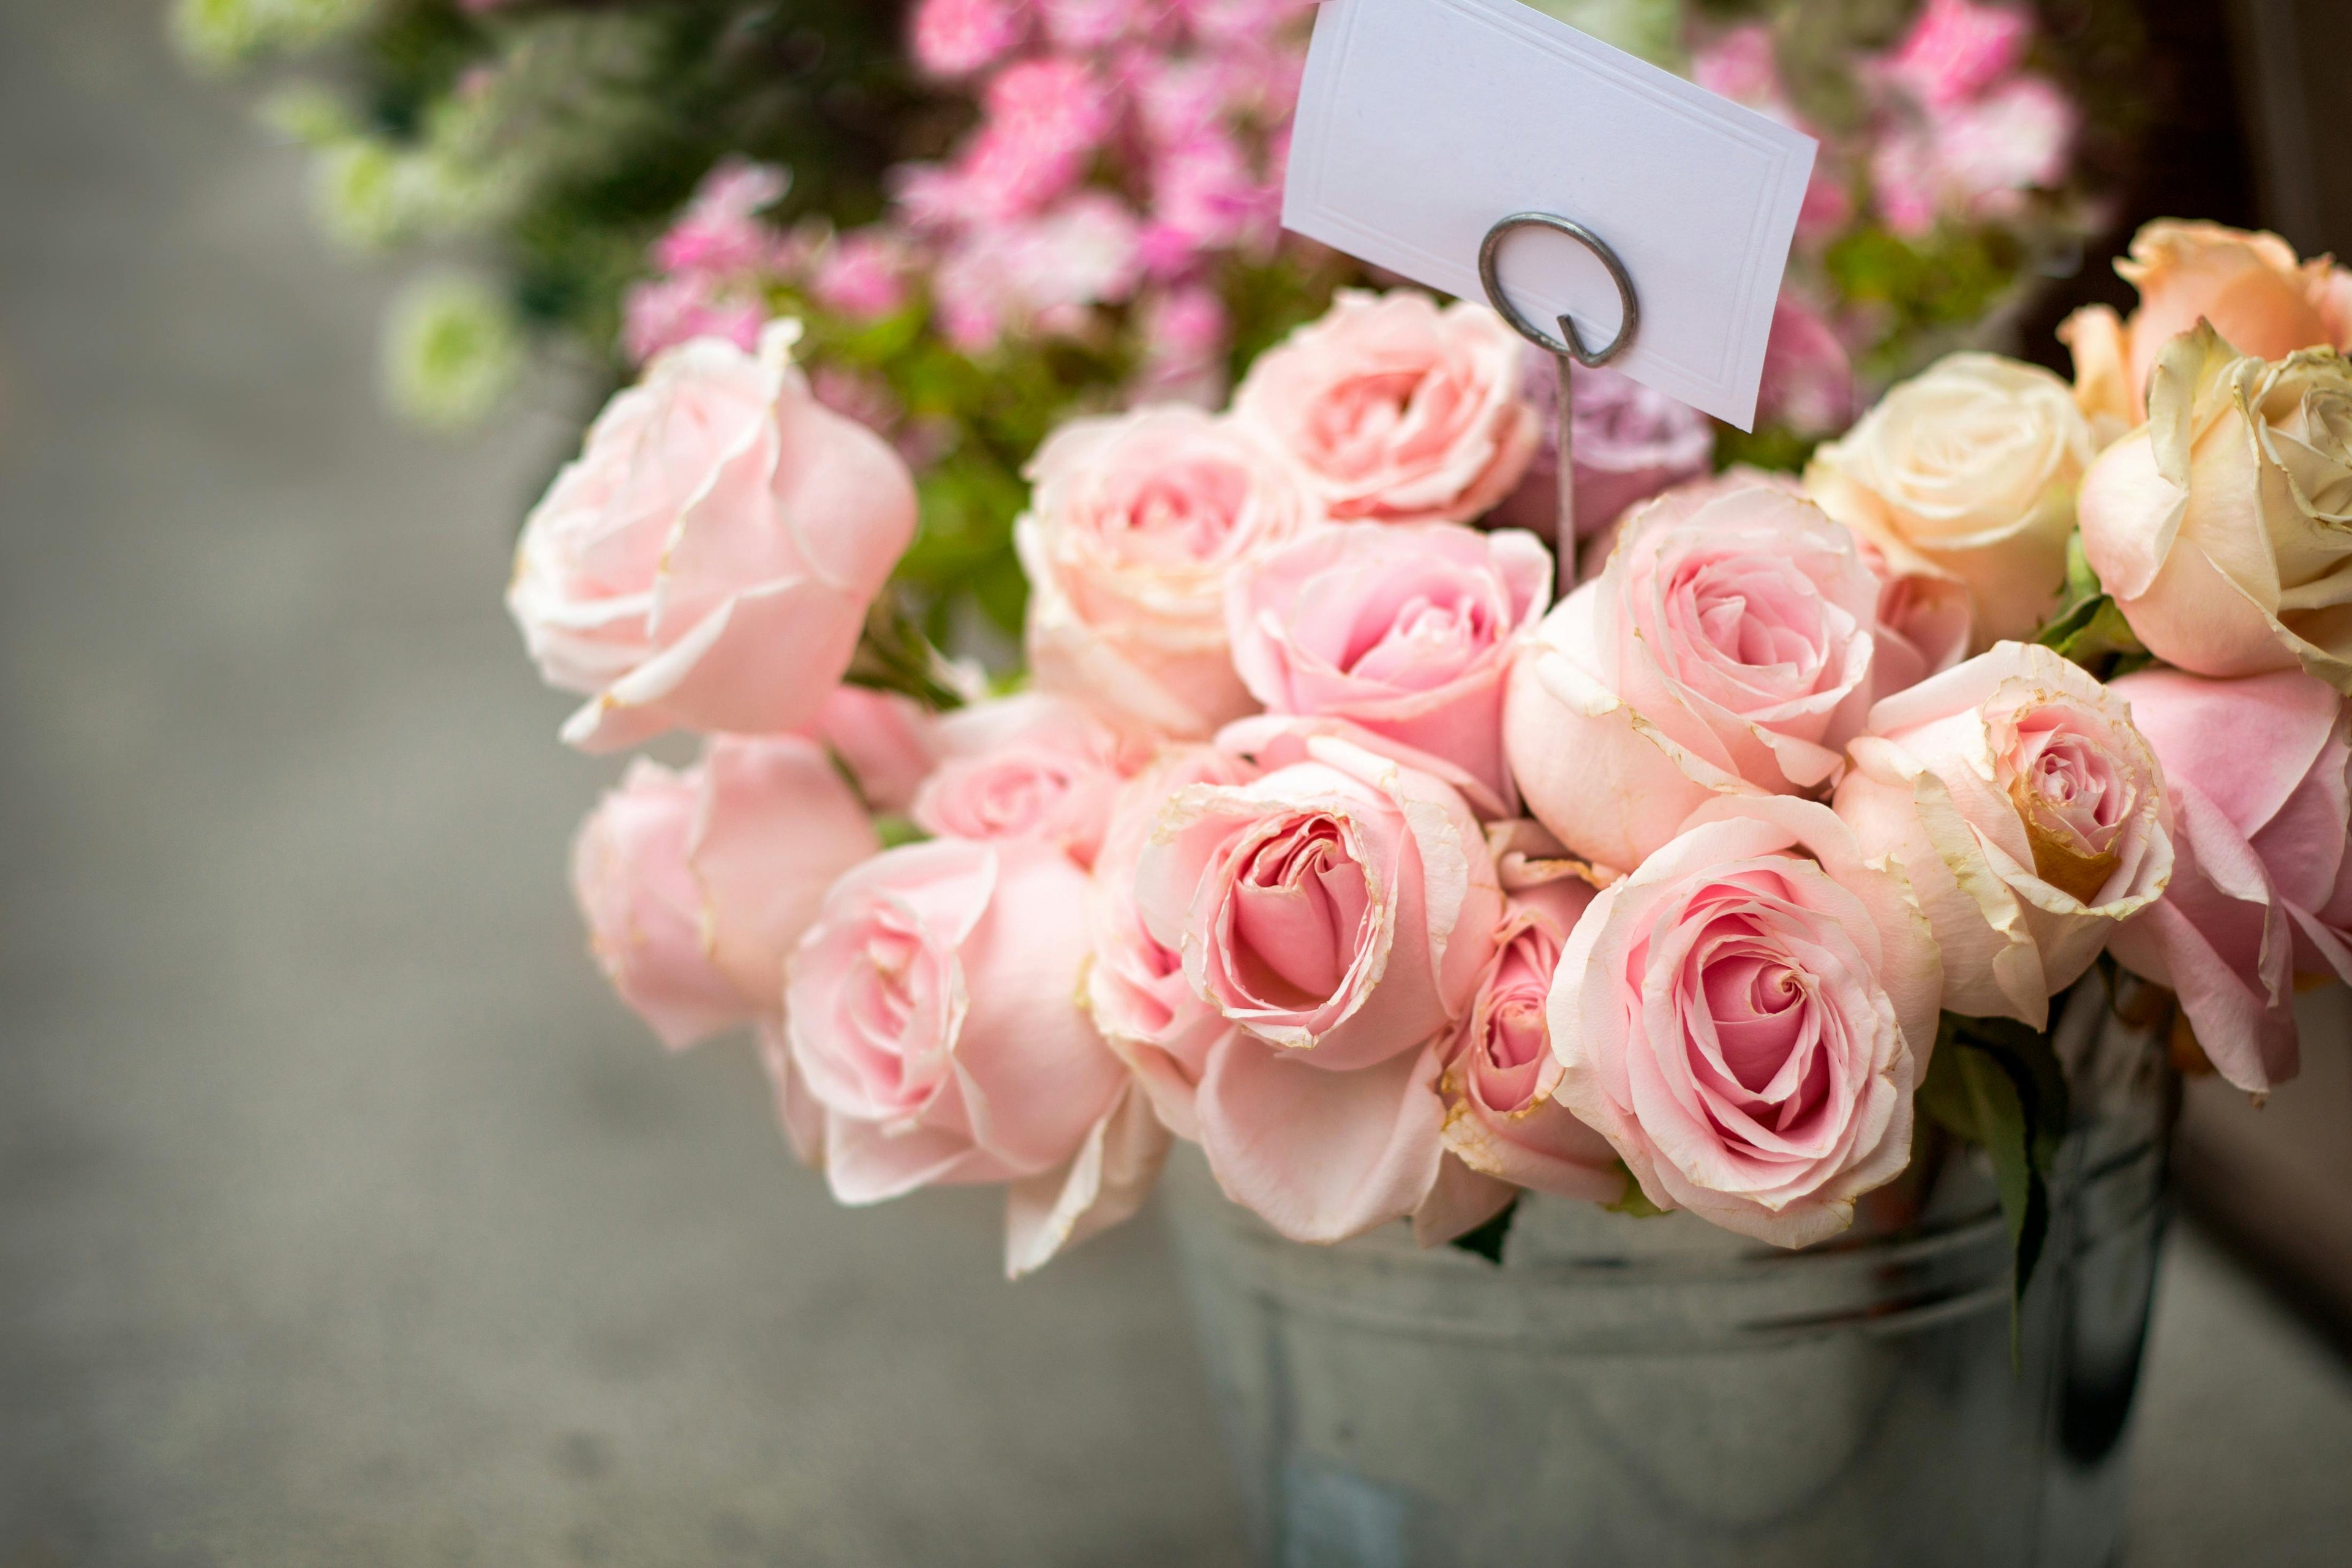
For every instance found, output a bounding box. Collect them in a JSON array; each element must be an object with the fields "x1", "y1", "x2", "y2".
[
  {"x1": 1016, "y1": 405, "x2": 1321, "y2": 740},
  {"x1": 2077, "y1": 325, "x2": 2352, "y2": 692},
  {"x1": 1834, "y1": 642, "x2": 2171, "y2": 1027},
  {"x1": 1806, "y1": 352, "x2": 2094, "y2": 647}
]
